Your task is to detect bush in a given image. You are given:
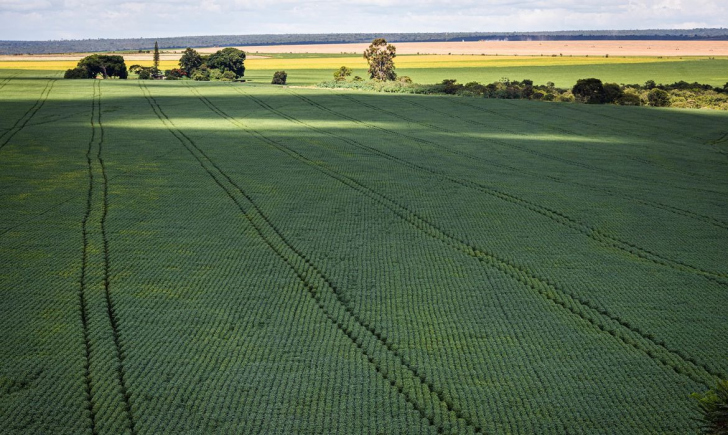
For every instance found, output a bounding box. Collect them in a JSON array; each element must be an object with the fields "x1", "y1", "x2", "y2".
[
  {"x1": 272, "y1": 71, "x2": 287, "y2": 85},
  {"x1": 648, "y1": 88, "x2": 671, "y2": 107},
  {"x1": 221, "y1": 71, "x2": 236, "y2": 81},
  {"x1": 618, "y1": 93, "x2": 642, "y2": 106},
  {"x1": 692, "y1": 380, "x2": 728, "y2": 435},
  {"x1": 398, "y1": 76, "x2": 412, "y2": 84},
  {"x1": 165, "y1": 68, "x2": 186, "y2": 80},
  {"x1": 333, "y1": 66, "x2": 352, "y2": 81},
  {"x1": 191, "y1": 66, "x2": 210, "y2": 81},
  {"x1": 603, "y1": 83, "x2": 624, "y2": 104},
  {"x1": 64, "y1": 67, "x2": 89, "y2": 79},
  {"x1": 572, "y1": 78, "x2": 605, "y2": 104}
]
